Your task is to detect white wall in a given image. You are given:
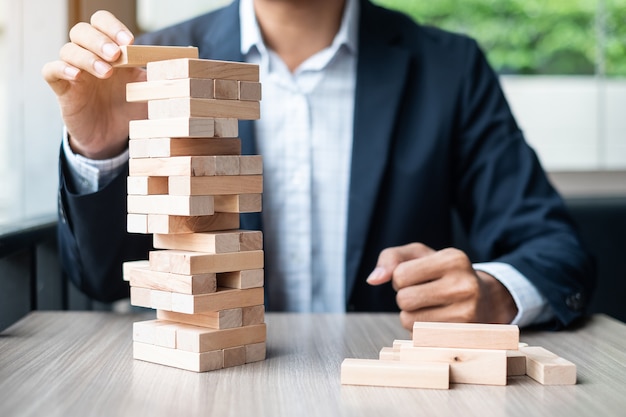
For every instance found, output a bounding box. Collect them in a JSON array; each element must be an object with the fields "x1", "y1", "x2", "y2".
[{"x1": 501, "y1": 76, "x2": 626, "y2": 170}]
